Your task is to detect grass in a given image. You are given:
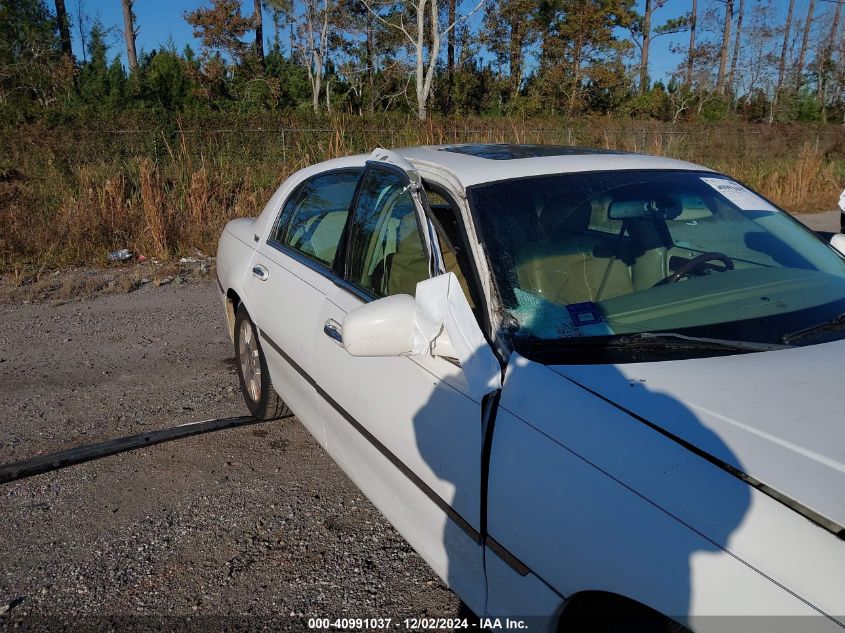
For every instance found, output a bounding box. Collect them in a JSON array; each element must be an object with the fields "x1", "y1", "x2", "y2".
[{"x1": 1, "y1": 116, "x2": 843, "y2": 271}]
